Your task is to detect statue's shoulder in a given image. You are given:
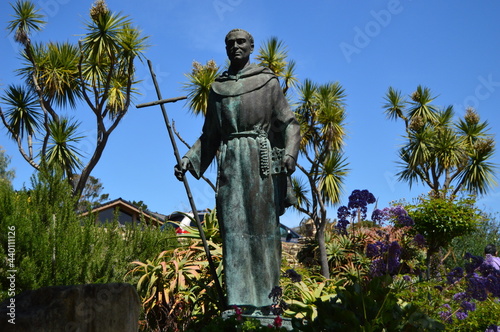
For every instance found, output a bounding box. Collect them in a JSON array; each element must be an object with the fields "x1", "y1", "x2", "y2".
[{"x1": 212, "y1": 64, "x2": 276, "y2": 96}]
